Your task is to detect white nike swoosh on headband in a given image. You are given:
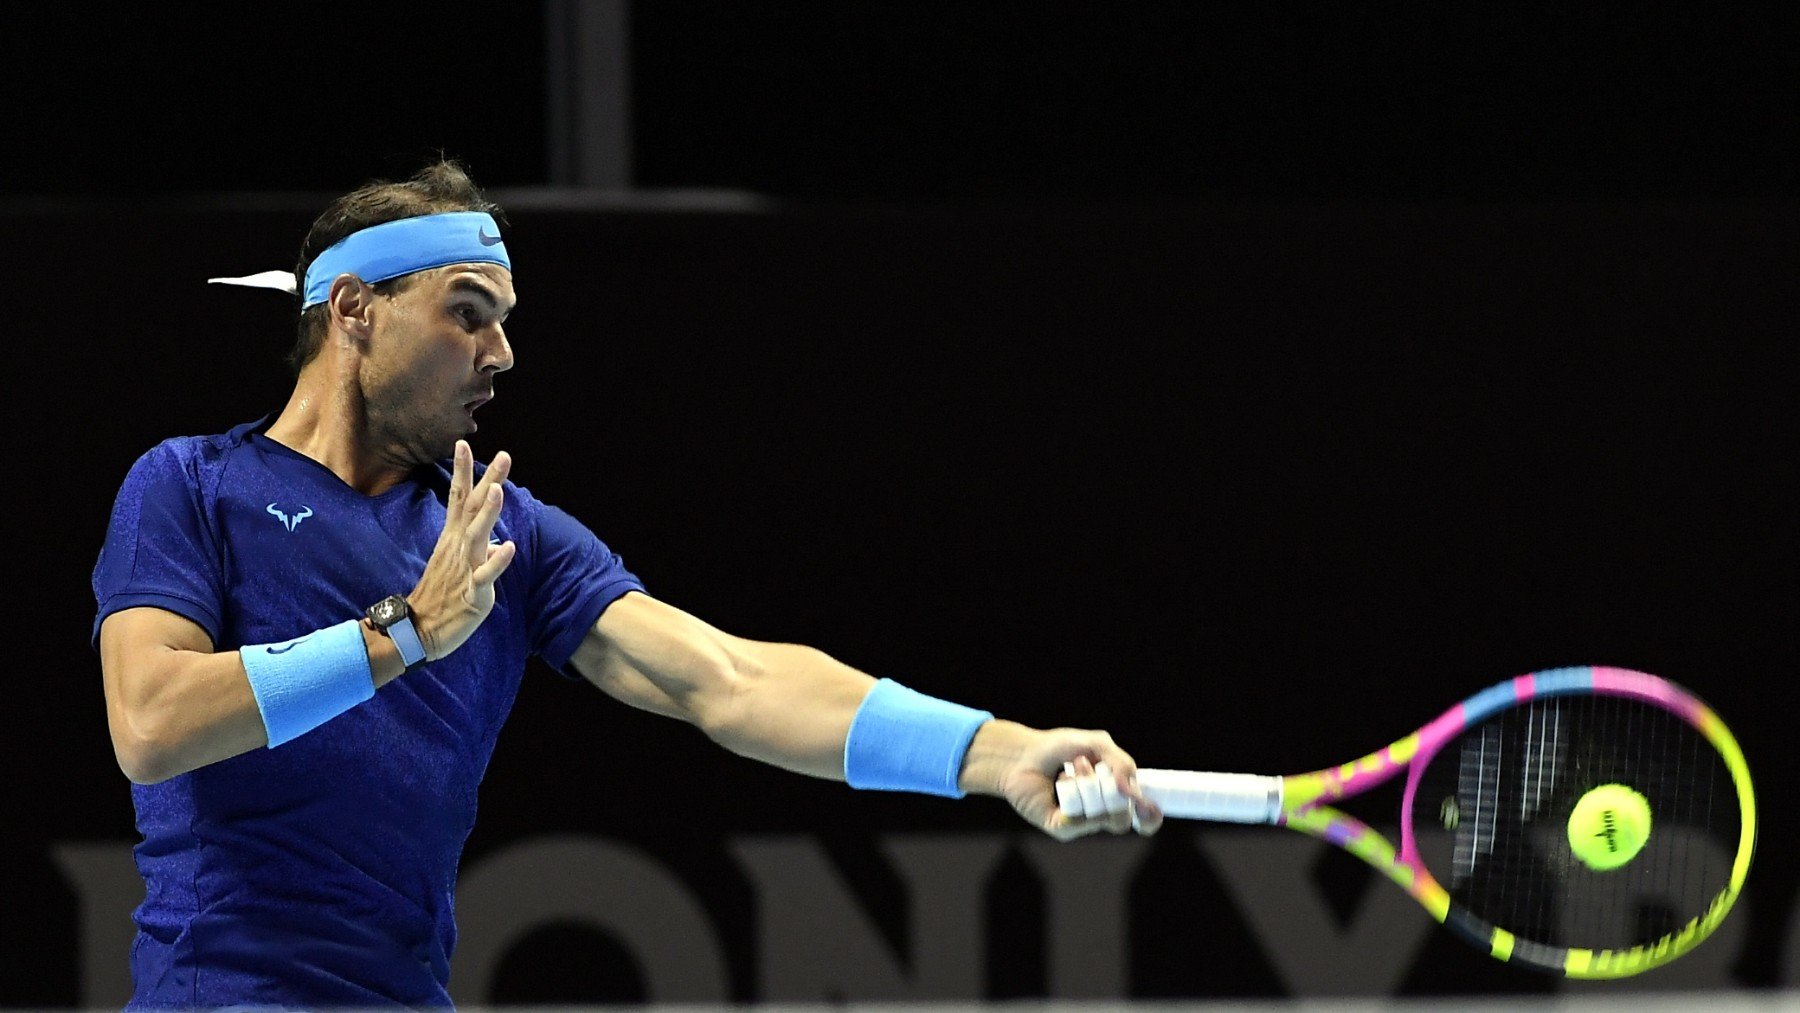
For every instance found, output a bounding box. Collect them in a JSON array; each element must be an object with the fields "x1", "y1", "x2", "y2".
[{"x1": 207, "y1": 270, "x2": 298, "y2": 294}]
